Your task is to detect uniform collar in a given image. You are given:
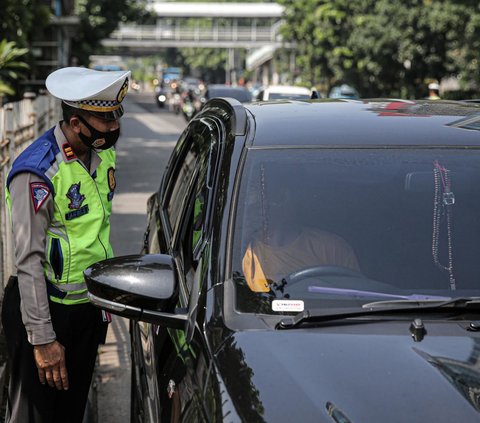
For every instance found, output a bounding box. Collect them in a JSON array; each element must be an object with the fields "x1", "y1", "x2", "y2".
[{"x1": 54, "y1": 123, "x2": 102, "y2": 174}]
